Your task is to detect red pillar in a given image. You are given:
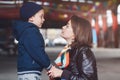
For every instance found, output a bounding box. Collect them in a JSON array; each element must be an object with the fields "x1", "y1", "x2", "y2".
[
  {"x1": 102, "y1": 15, "x2": 108, "y2": 47},
  {"x1": 102, "y1": 16, "x2": 107, "y2": 32},
  {"x1": 112, "y1": 12, "x2": 119, "y2": 48}
]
